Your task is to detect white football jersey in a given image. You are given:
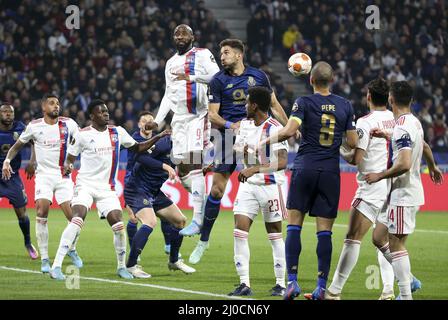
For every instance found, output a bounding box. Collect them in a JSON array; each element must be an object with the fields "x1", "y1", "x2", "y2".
[
  {"x1": 234, "y1": 117, "x2": 288, "y2": 185},
  {"x1": 155, "y1": 47, "x2": 220, "y2": 124},
  {"x1": 355, "y1": 110, "x2": 395, "y2": 201},
  {"x1": 19, "y1": 117, "x2": 79, "y2": 177},
  {"x1": 389, "y1": 113, "x2": 425, "y2": 206},
  {"x1": 68, "y1": 125, "x2": 136, "y2": 190}
]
